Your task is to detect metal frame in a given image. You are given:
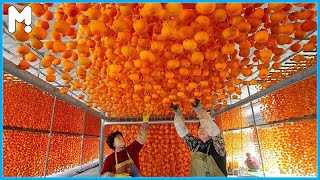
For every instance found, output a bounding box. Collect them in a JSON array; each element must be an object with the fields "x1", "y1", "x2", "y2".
[
  {"x1": 230, "y1": 109, "x2": 235, "y2": 175},
  {"x1": 98, "y1": 118, "x2": 106, "y2": 177},
  {"x1": 79, "y1": 111, "x2": 86, "y2": 172},
  {"x1": 107, "y1": 115, "x2": 197, "y2": 122},
  {"x1": 104, "y1": 119, "x2": 199, "y2": 125},
  {"x1": 239, "y1": 101, "x2": 244, "y2": 172},
  {"x1": 247, "y1": 86, "x2": 266, "y2": 177},
  {"x1": 2, "y1": 125, "x2": 99, "y2": 137},
  {"x1": 44, "y1": 96, "x2": 57, "y2": 177},
  {"x1": 223, "y1": 114, "x2": 316, "y2": 133}
]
